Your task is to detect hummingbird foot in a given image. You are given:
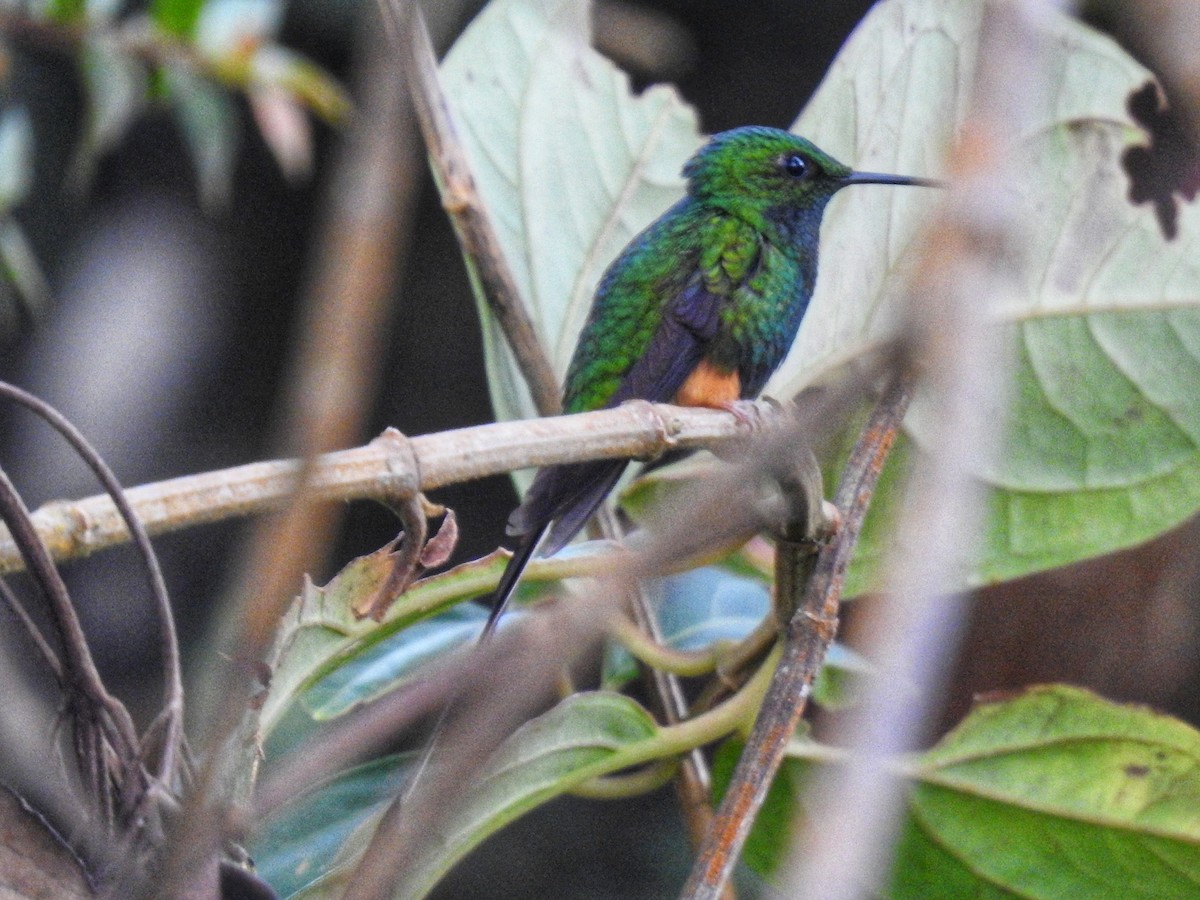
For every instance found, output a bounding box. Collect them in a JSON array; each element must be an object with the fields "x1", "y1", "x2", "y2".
[{"x1": 718, "y1": 399, "x2": 769, "y2": 431}]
